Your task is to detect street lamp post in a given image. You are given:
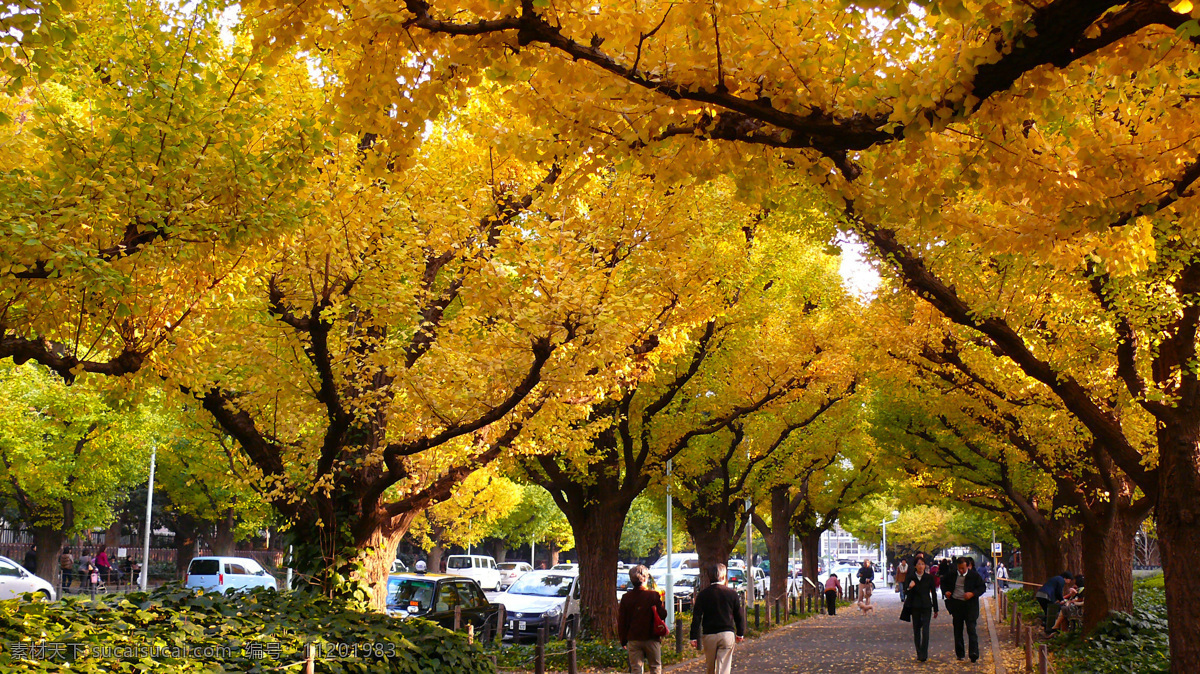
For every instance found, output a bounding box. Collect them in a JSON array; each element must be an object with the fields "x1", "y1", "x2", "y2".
[
  {"x1": 881, "y1": 511, "x2": 899, "y2": 575},
  {"x1": 666, "y1": 458, "x2": 674, "y2": 627}
]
